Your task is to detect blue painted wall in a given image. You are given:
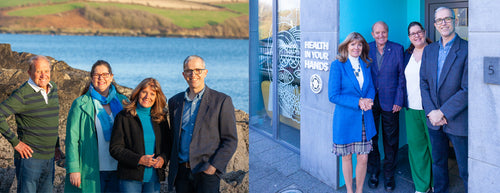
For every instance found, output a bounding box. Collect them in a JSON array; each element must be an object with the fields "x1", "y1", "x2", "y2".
[{"x1": 339, "y1": 0, "x2": 425, "y2": 49}]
